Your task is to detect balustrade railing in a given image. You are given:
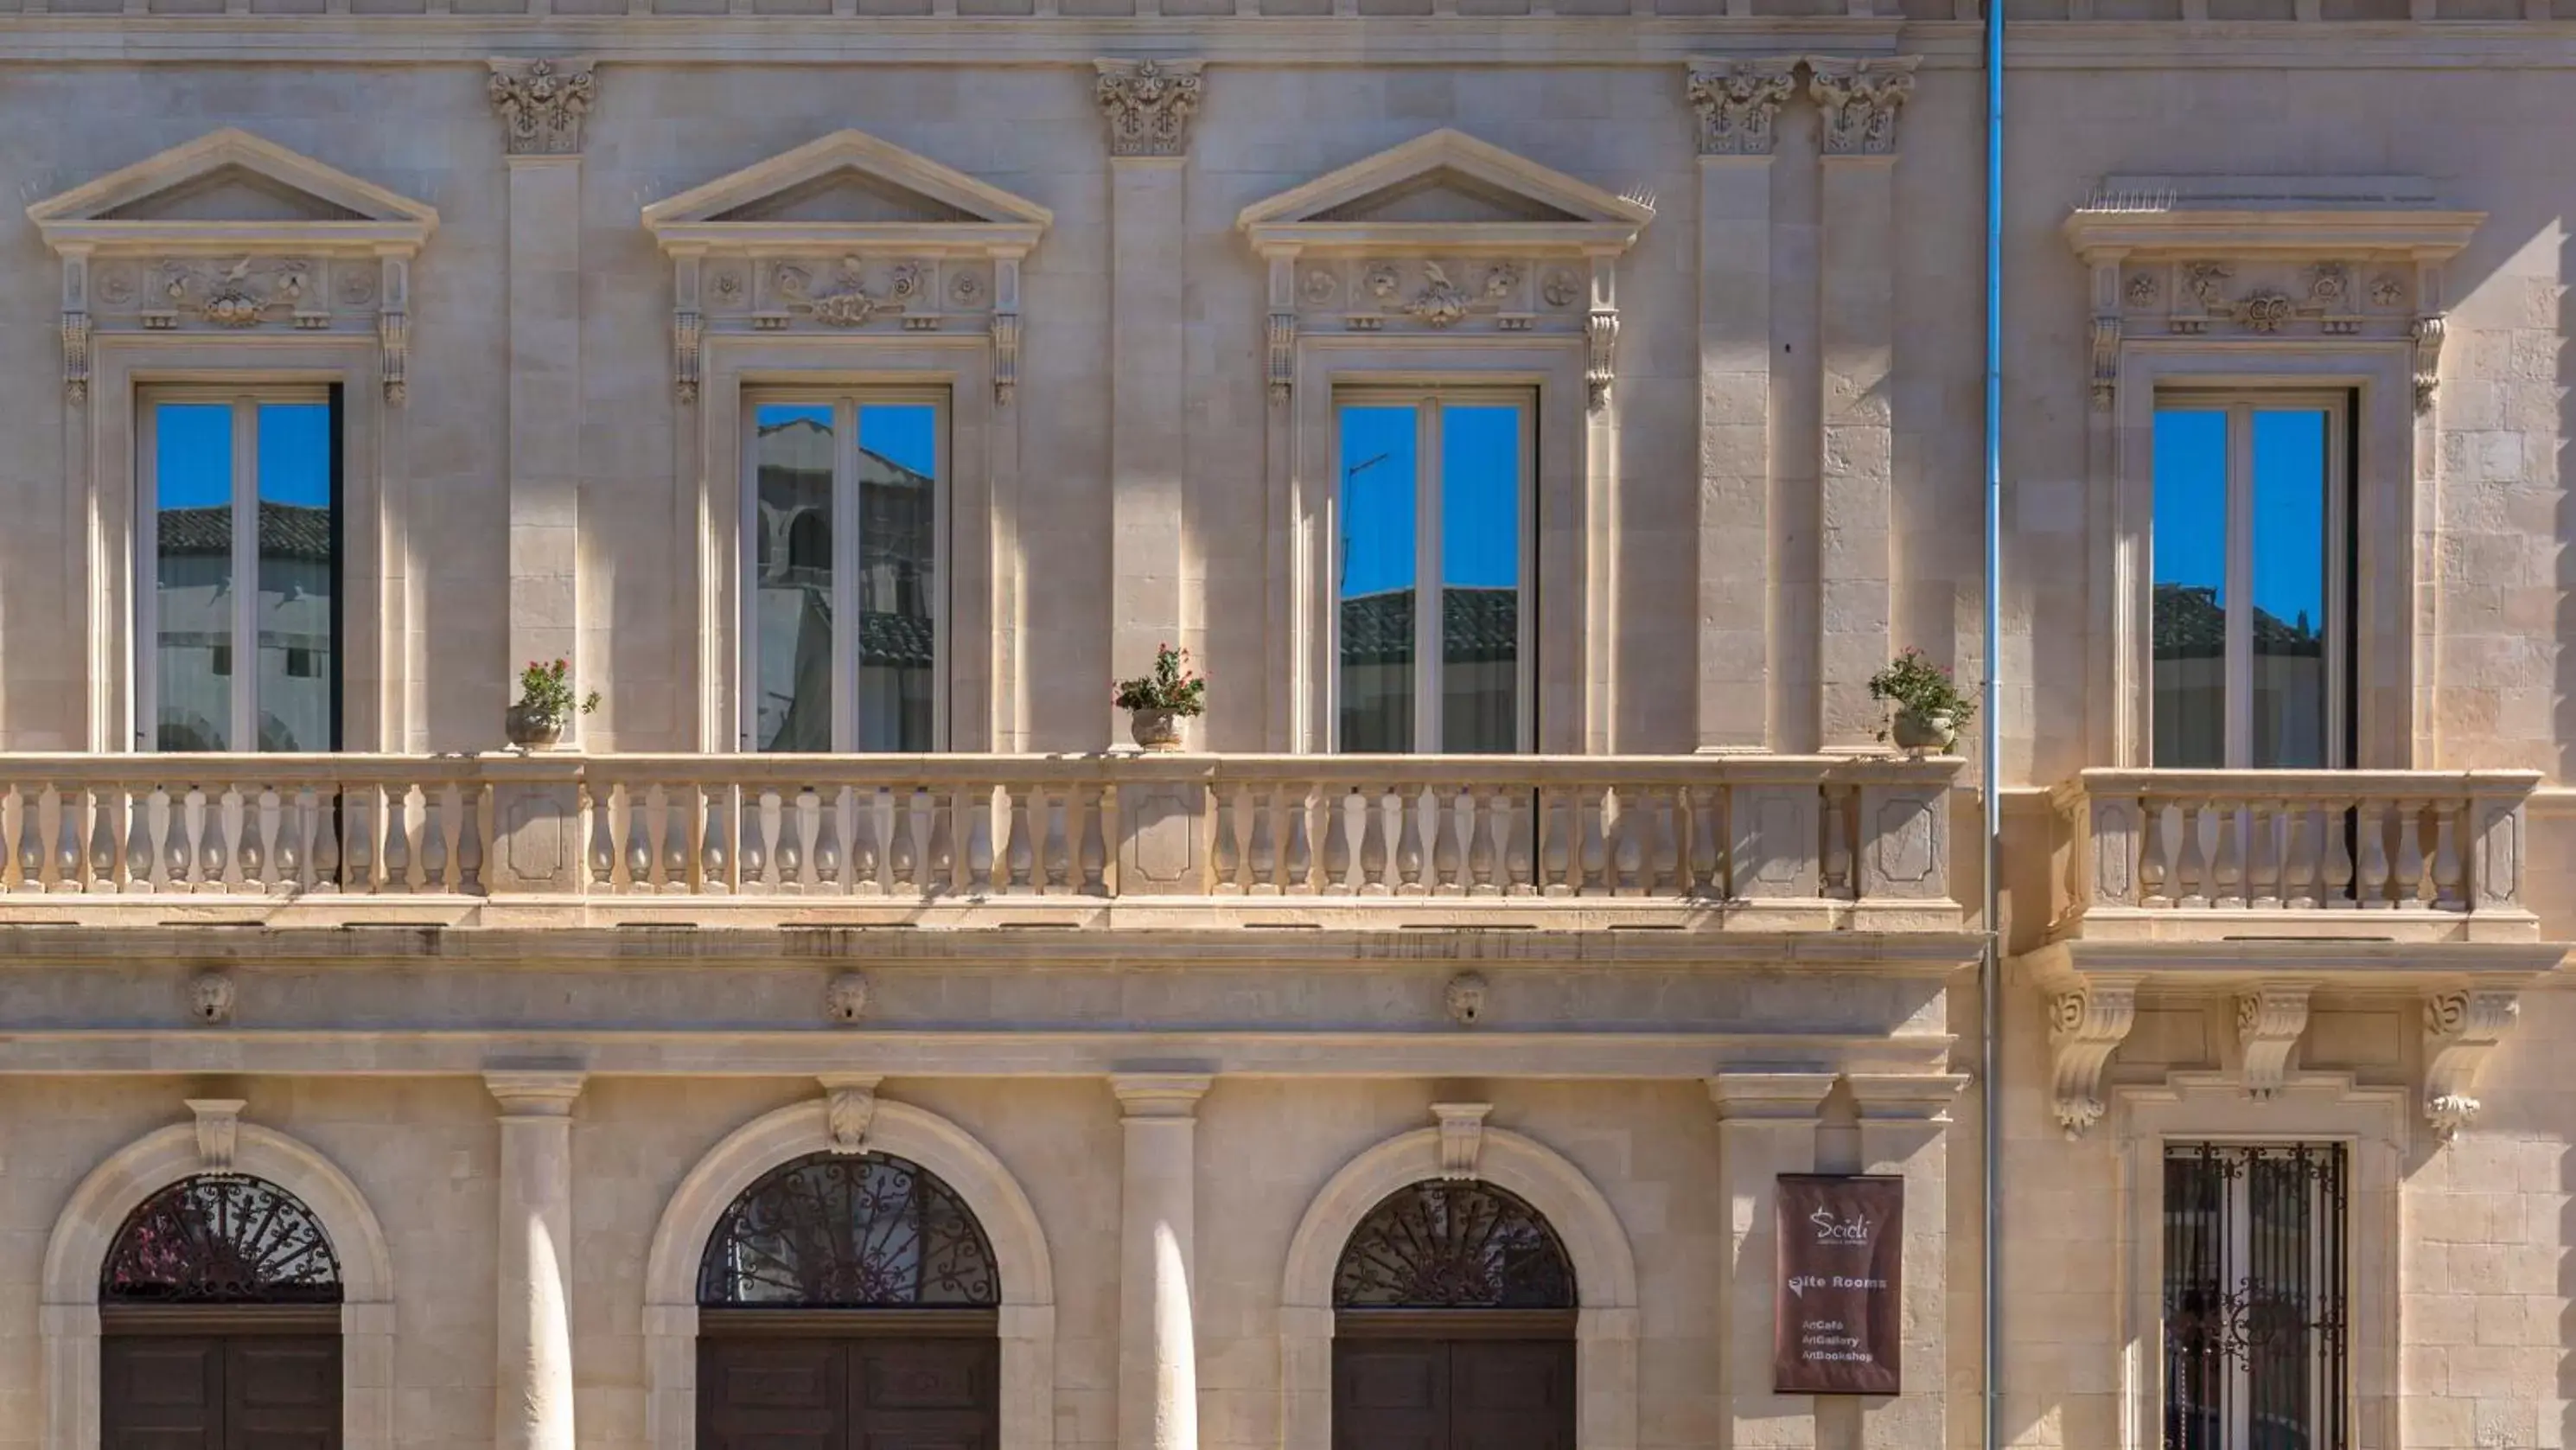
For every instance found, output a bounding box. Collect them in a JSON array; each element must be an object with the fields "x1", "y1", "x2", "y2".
[
  {"x1": 2056, "y1": 769, "x2": 2537, "y2": 929},
  {"x1": 0, "y1": 752, "x2": 1962, "y2": 920}
]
